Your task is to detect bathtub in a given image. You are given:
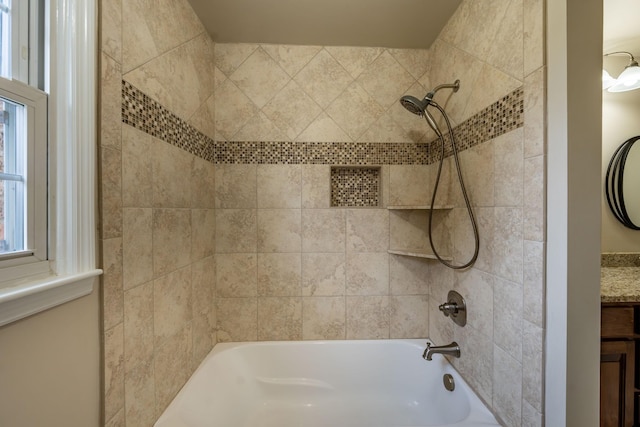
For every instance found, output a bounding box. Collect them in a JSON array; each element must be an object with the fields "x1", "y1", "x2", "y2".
[{"x1": 154, "y1": 339, "x2": 500, "y2": 427}]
